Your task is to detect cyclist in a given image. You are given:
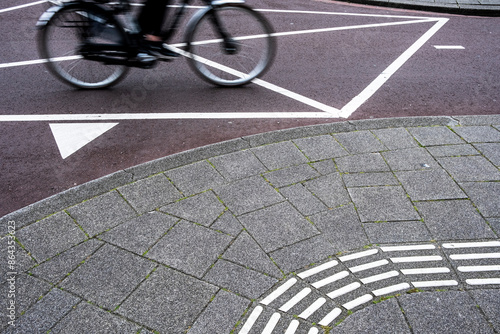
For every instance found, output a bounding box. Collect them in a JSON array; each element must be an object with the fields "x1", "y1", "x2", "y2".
[{"x1": 138, "y1": 0, "x2": 179, "y2": 60}]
